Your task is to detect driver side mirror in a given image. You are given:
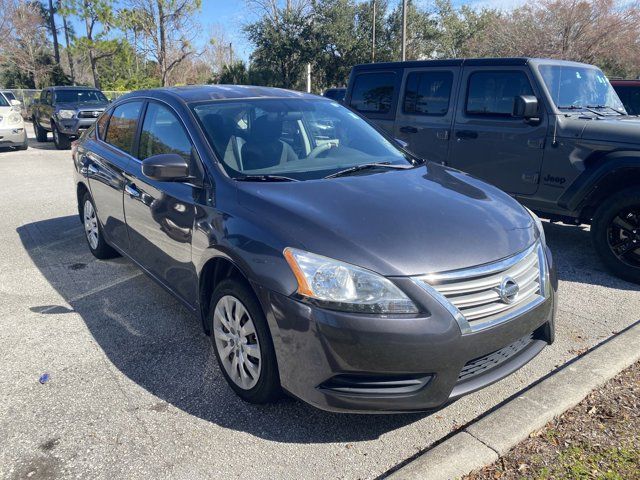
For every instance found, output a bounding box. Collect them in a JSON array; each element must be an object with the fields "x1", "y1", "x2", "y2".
[
  {"x1": 513, "y1": 95, "x2": 539, "y2": 119},
  {"x1": 142, "y1": 153, "x2": 190, "y2": 182},
  {"x1": 10, "y1": 99, "x2": 21, "y2": 107}
]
